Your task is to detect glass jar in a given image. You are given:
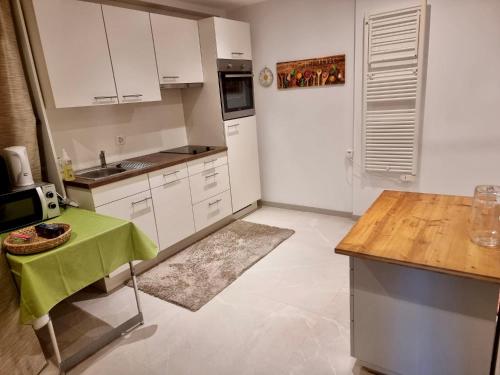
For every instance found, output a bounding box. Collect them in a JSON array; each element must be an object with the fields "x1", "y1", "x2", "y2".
[{"x1": 469, "y1": 185, "x2": 500, "y2": 248}]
